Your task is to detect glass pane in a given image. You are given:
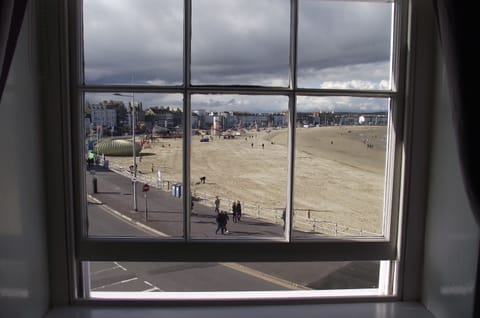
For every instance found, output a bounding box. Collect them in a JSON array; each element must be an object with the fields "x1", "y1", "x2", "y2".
[
  {"x1": 293, "y1": 97, "x2": 389, "y2": 239},
  {"x1": 297, "y1": 0, "x2": 393, "y2": 90},
  {"x1": 191, "y1": 0, "x2": 290, "y2": 86},
  {"x1": 85, "y1": 93, "x2": 184, "y2": 238},
  {"x1": 190, "y1": 95, "x2": 288, "y2": 239},
  {"x1": 86, "y1": 261, "x2": 386, "y2": 294},
  {"x1": 83, "y1": 0, "x2": 183, "y2": 85}
]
